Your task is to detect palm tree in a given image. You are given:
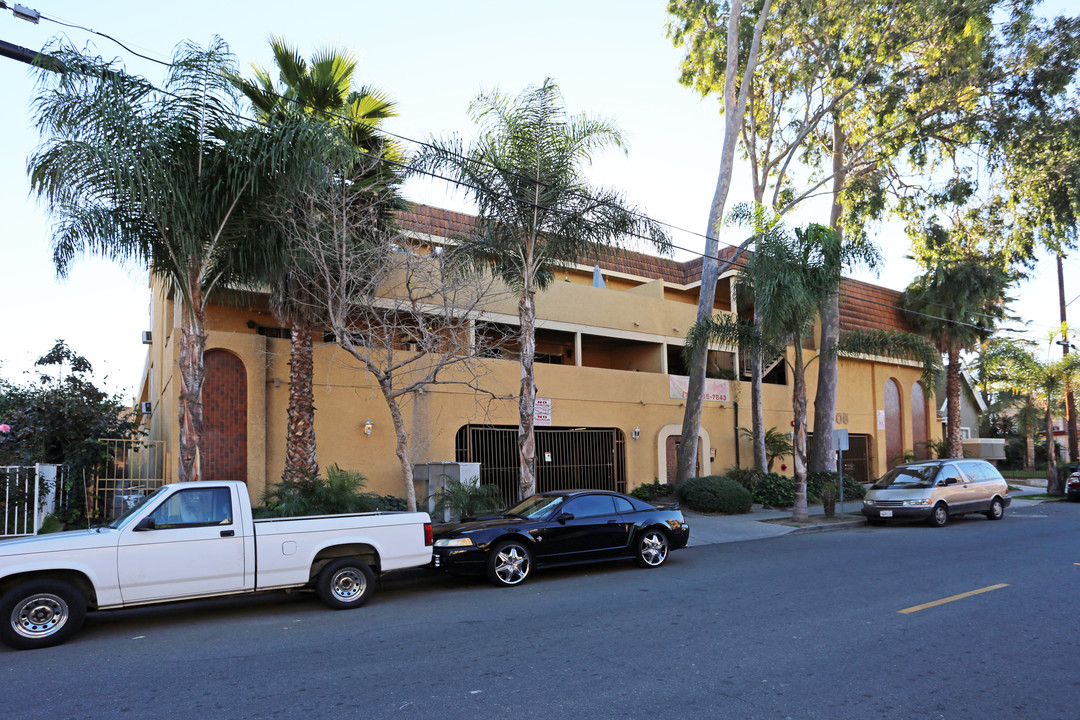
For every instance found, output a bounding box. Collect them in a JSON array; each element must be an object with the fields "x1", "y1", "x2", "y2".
[
  {"x1": 687, "y1": 223, "x2": 939, "y2": 521},
  {"x1": 28, "y1": 38, "x2": 307, "y2": 483},
  {"x1": 900, "y1": 257, "x2": 1014, "y2": 459},
  {"x1": 417, "y1": 79, "x2": 670, "y2": 501},
  {"x1": 236, "y1": 37, "x2": 404, "y2": 483},
  {"x1": 982, "y1": 337, "x2": 1080, "y2": 494}
]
